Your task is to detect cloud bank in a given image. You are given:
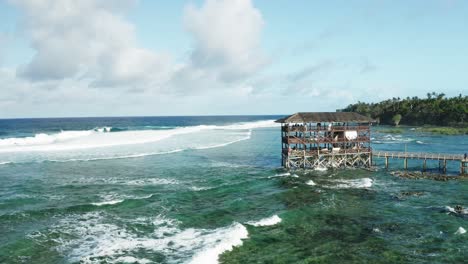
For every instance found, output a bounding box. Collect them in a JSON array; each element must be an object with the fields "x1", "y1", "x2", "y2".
[
  {"x1": 0, "y1": 0, "x2": 391, "y2": 117},
  {"x1": 10, "y1": 0, "x2": 266, "y2": 94},
  {"x1": 13, "y1": 0, "x2": 172, "y2": 89}
]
